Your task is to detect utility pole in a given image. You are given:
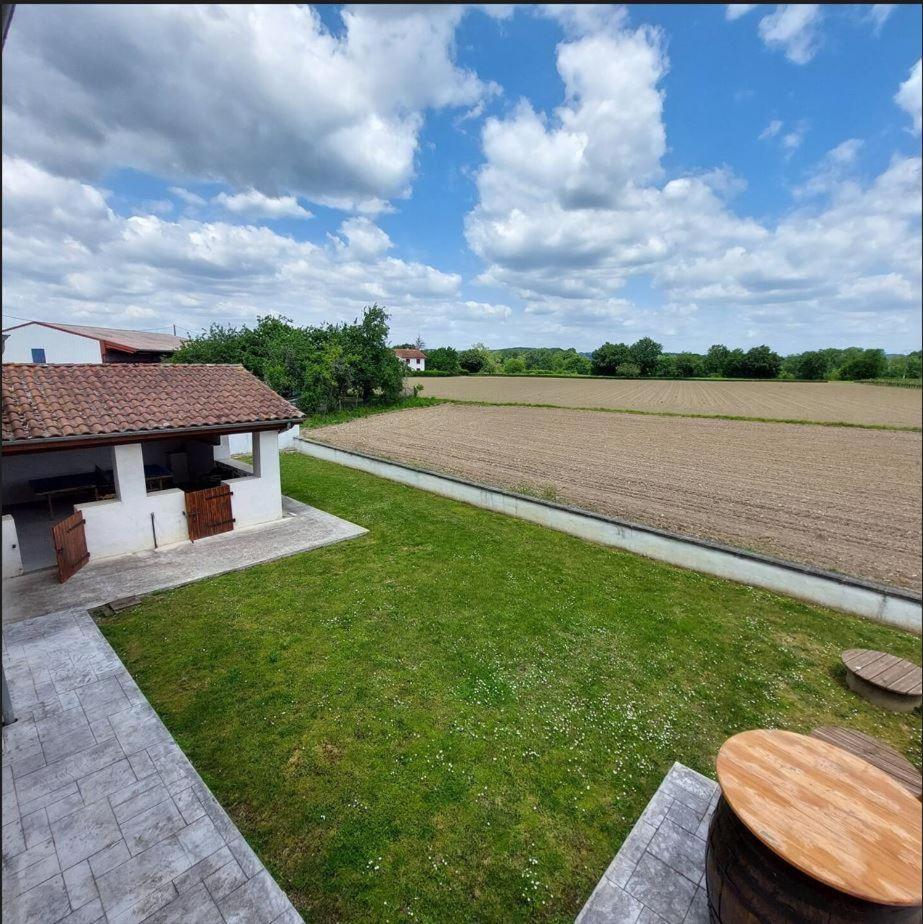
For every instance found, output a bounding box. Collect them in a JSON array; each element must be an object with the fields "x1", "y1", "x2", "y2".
[{"x1": 173, "y1": 323, "x2": 177, "y2": 336}]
